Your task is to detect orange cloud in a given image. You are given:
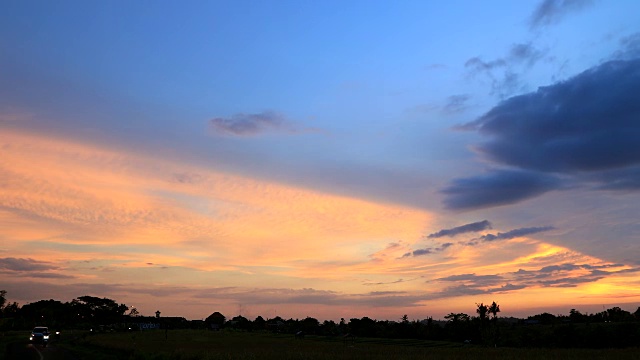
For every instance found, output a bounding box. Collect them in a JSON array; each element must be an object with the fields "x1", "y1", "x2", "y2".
[{"x1": 2, "y1": 127, "x2": 639, "y2": 321}]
